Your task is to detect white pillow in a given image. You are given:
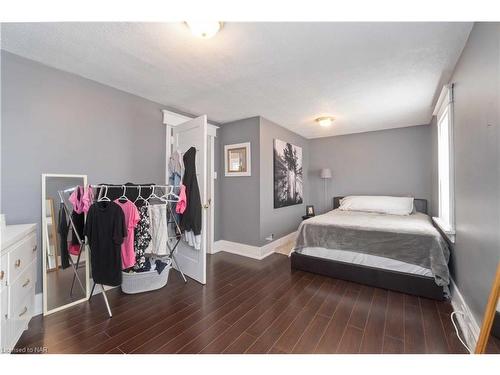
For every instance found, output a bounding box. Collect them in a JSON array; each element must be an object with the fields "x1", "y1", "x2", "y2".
[{"x1": 338, "y1": 196, "x2": 414, "y2": 216}]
